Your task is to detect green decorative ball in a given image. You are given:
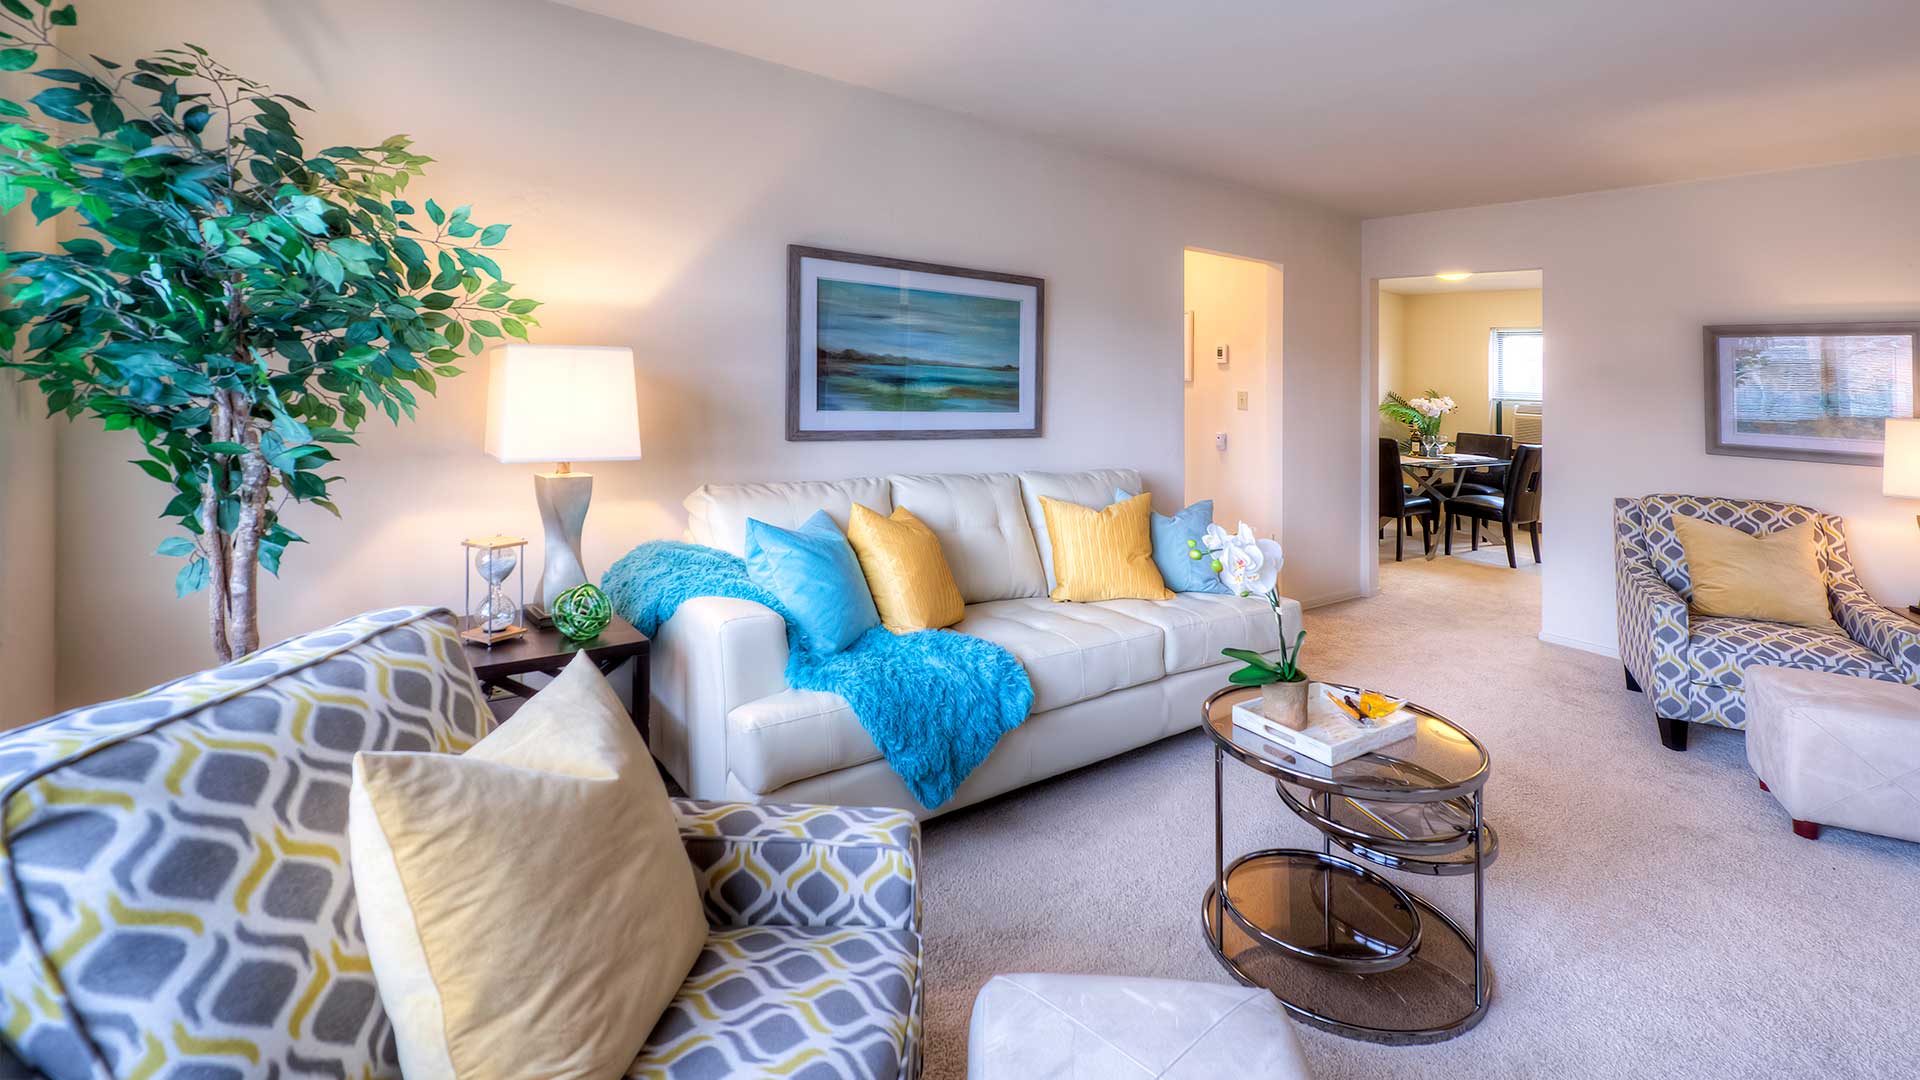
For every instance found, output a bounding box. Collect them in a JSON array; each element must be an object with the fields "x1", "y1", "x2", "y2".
[{"x1": 552, "y1": 583, "x2": 613, "y2": 641}]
